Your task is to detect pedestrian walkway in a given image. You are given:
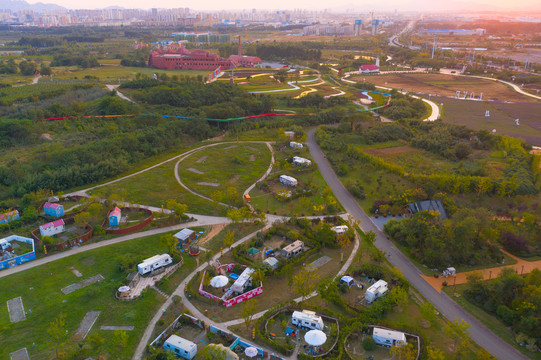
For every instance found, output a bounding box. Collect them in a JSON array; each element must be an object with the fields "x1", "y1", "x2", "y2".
[{"x1": 420, "y1": 250, "x2": 541, "y2": 293}]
